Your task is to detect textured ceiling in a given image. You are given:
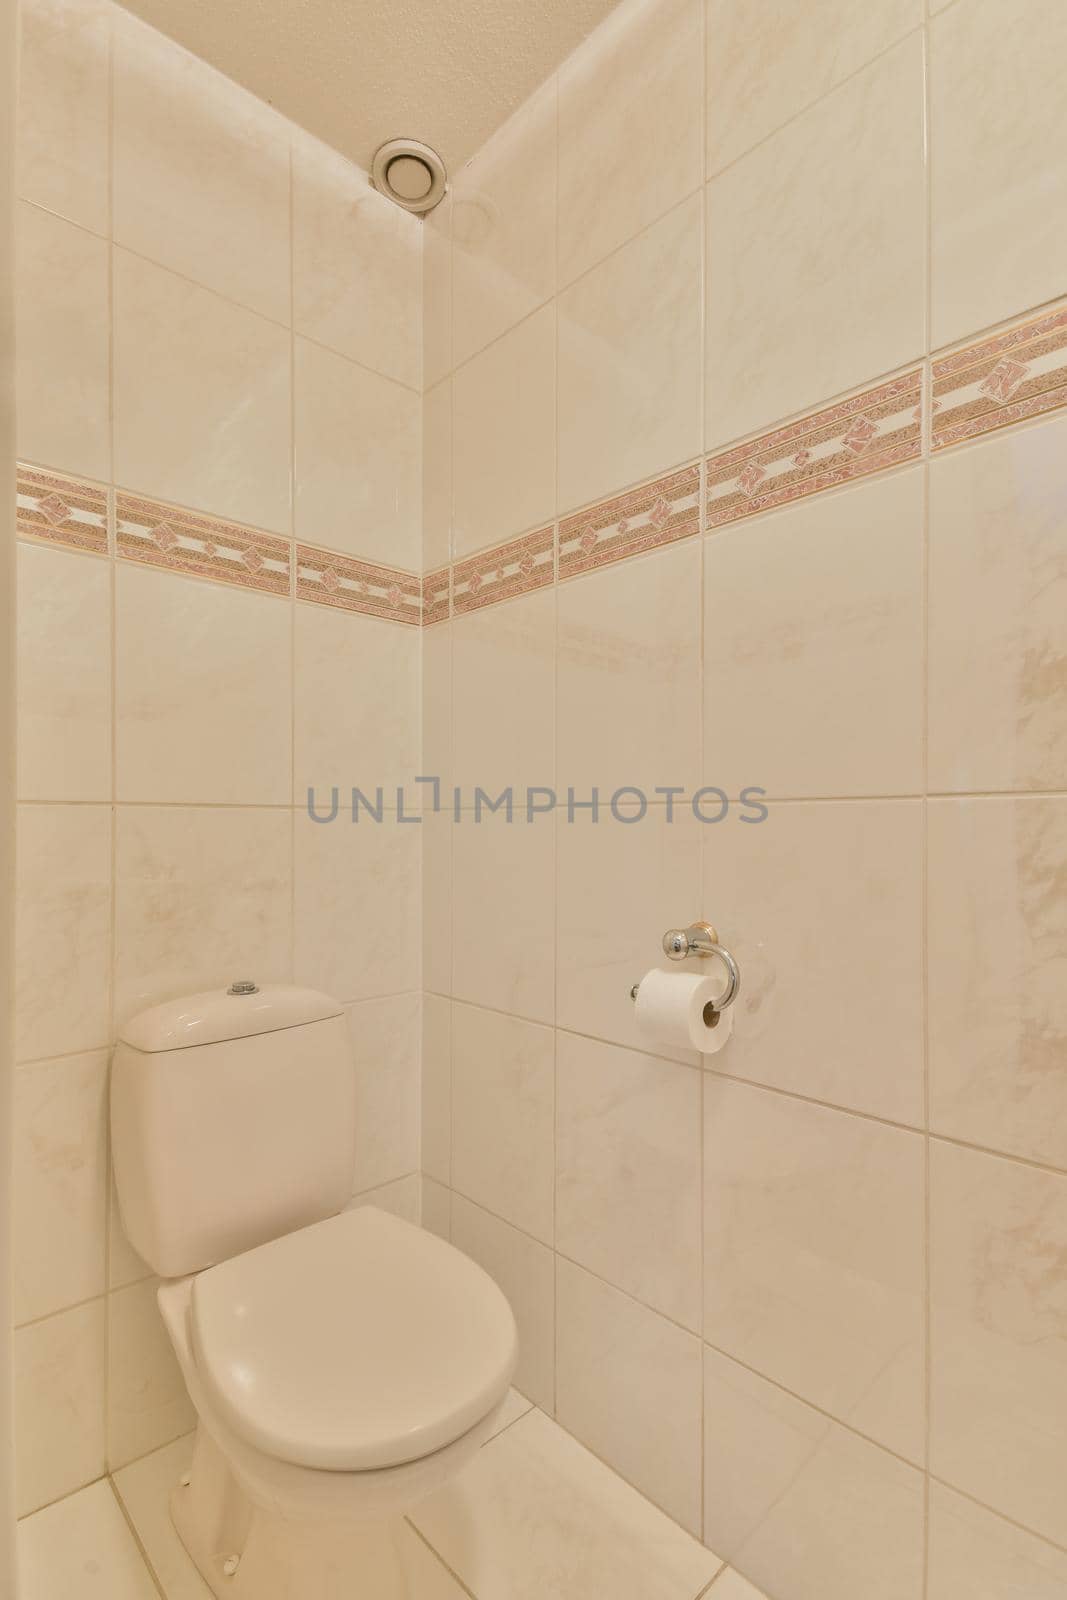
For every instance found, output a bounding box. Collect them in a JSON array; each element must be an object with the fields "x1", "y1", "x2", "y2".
[{"x1": 118, "y1": 0, "x2": 625, "y2": 175}]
